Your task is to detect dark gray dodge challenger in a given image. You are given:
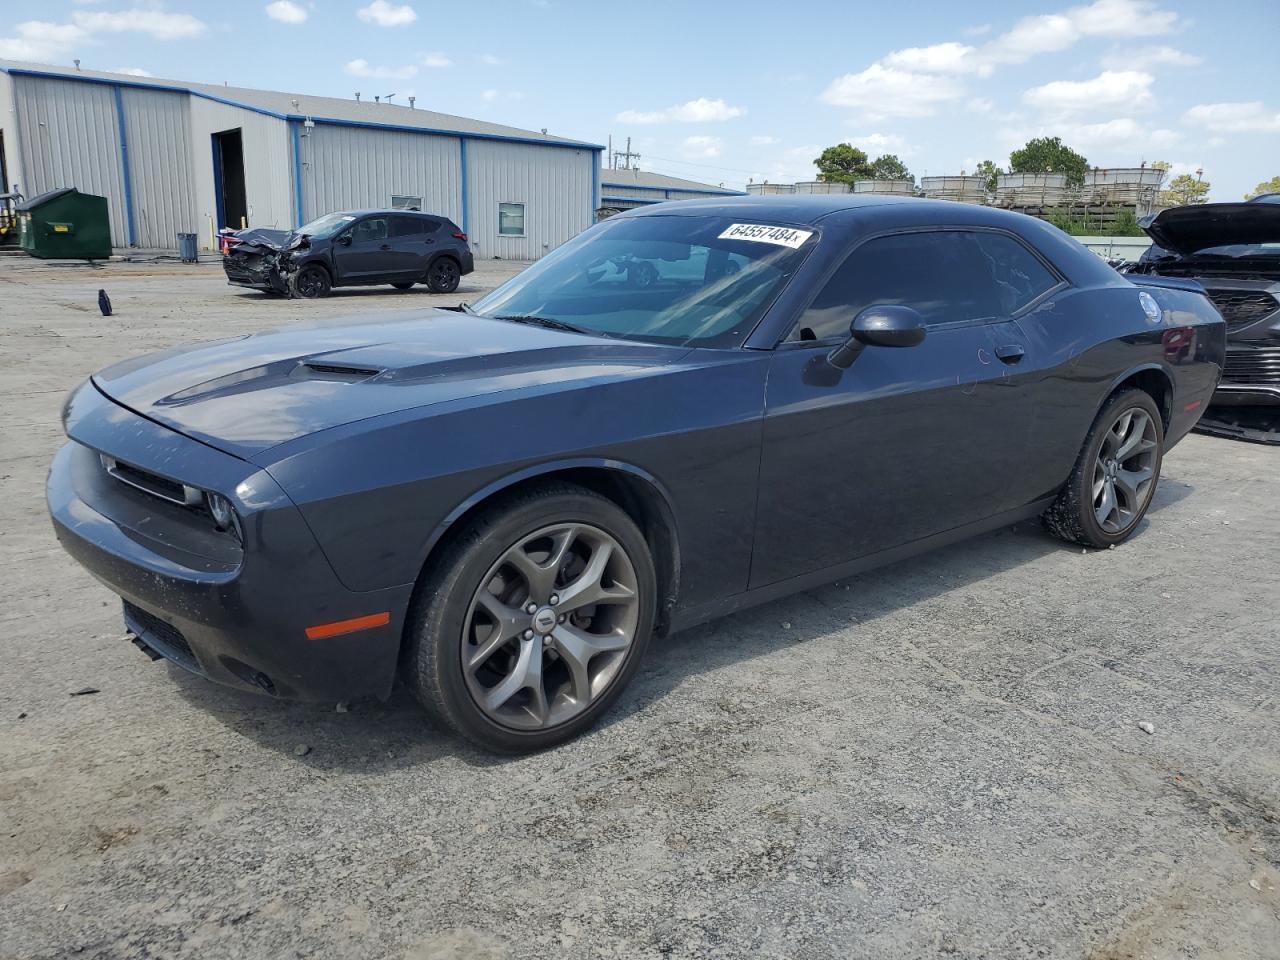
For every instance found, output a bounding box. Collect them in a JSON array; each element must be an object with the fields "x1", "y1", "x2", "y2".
[{"x1": 49, "y1": 196, "x2": 1226, "y2": 752}]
